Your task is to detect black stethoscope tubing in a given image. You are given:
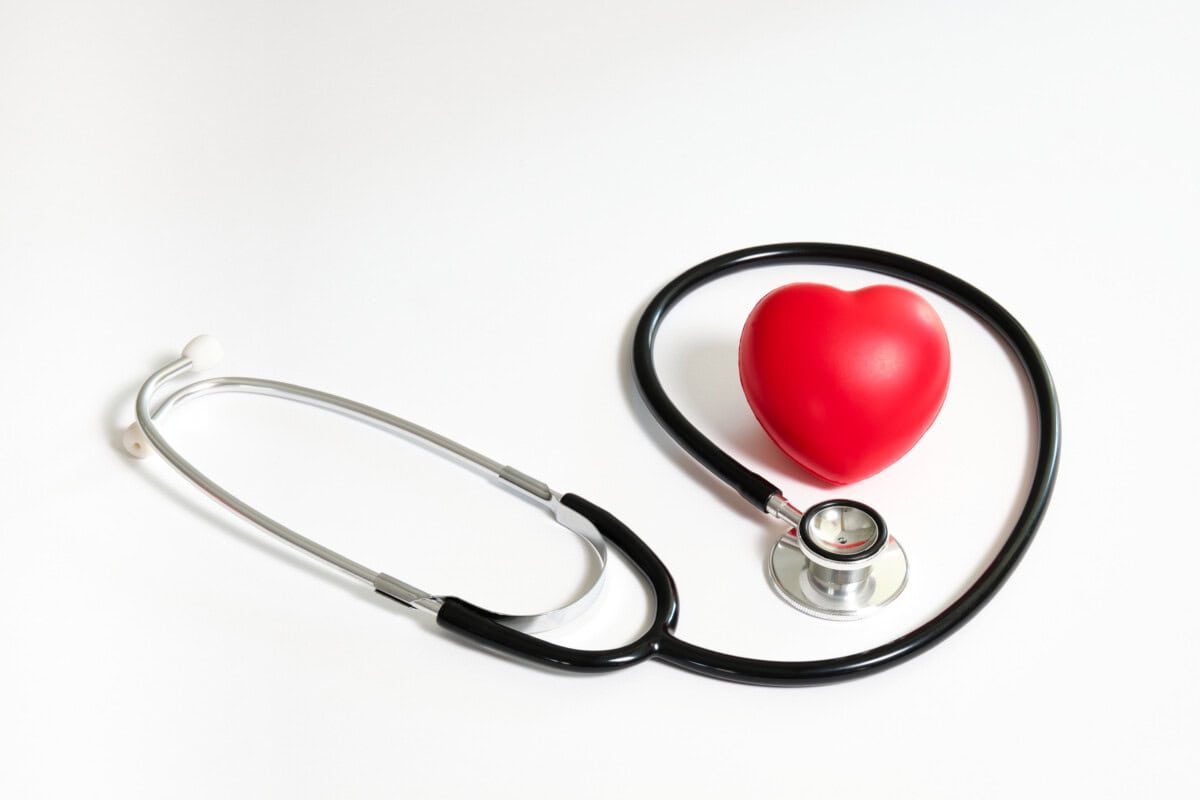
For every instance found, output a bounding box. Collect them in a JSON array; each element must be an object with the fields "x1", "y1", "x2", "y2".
[{"x1": 435, "y1": 242, "x2": 1060, "y2": 686}]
